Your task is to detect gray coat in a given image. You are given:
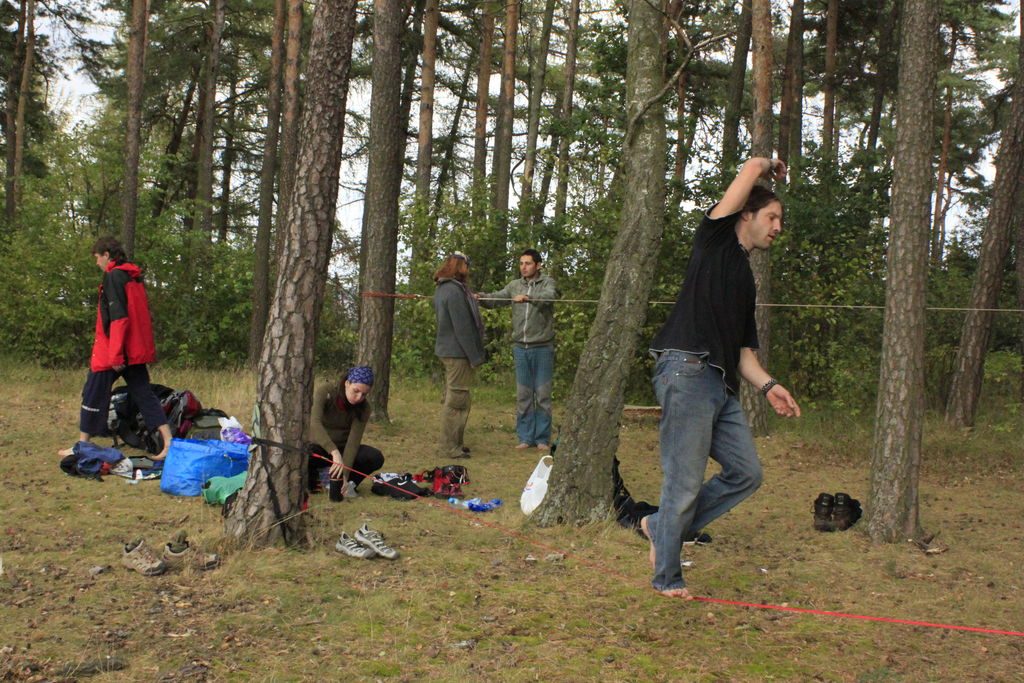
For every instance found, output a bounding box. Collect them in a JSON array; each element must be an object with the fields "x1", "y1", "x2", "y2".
[
  {"x1": 434, "y1": 278, "x2": 485, "y2": 366},
  {"x1": 479, "y1": 273, "x2": 559, "y2": 347}
]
